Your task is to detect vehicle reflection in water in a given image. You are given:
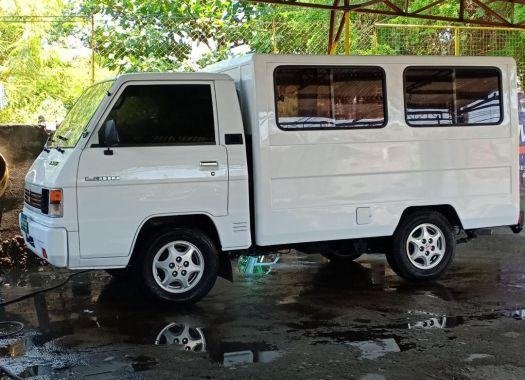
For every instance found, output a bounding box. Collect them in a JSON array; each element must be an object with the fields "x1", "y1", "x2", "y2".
[
  {"x1": 0, "y1": 269, "x2": 283, "y2": 376},
  {"x1": 155, "y1": 323, "x2": 206, "y2": 352},
  {"x1": 408, "y1": 316, "x2": 465, "y2": 329},
  {"x1": 237, "y1": 254, "x2": 280, "y2": 275},
  {"x1": 504, "y1": 309, "x2": 525, "y2": 320},
  {"x1": 153, "y1": 321, "x2": 282, "y2": 367}
]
